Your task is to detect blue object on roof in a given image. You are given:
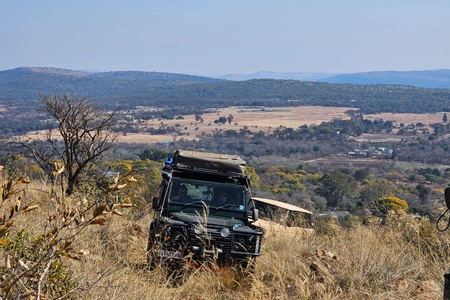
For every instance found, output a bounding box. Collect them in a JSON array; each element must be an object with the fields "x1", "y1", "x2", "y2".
[{"x1": 165, "y1": 157, "x2": 173, "y2": 166}]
